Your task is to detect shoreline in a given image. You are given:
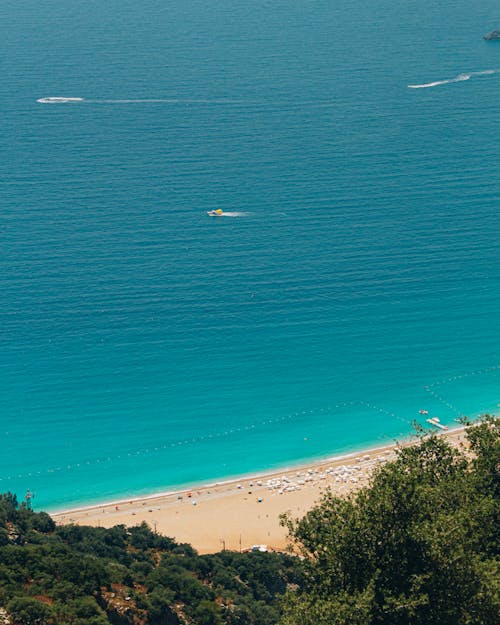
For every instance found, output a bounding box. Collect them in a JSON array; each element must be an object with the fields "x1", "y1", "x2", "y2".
[
  {"x1": 48, "y1": 425, "x2": 458, "y2": 516},
  {"x1": 52, "y1": 426, "x2": 468, "y2": 553},
  {"x1": 48, "y1": 439, "x2": 404, "y2": 516}
]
